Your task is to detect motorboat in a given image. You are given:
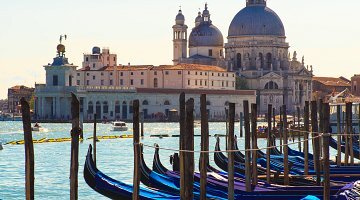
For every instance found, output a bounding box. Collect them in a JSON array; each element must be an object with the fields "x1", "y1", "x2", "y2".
[
  {"x1": 32, "y1": 123, "x2": 44, "y2": 132},
  {"x1": 111, "y1": 121, "x2": 128, "y2": 131}
]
